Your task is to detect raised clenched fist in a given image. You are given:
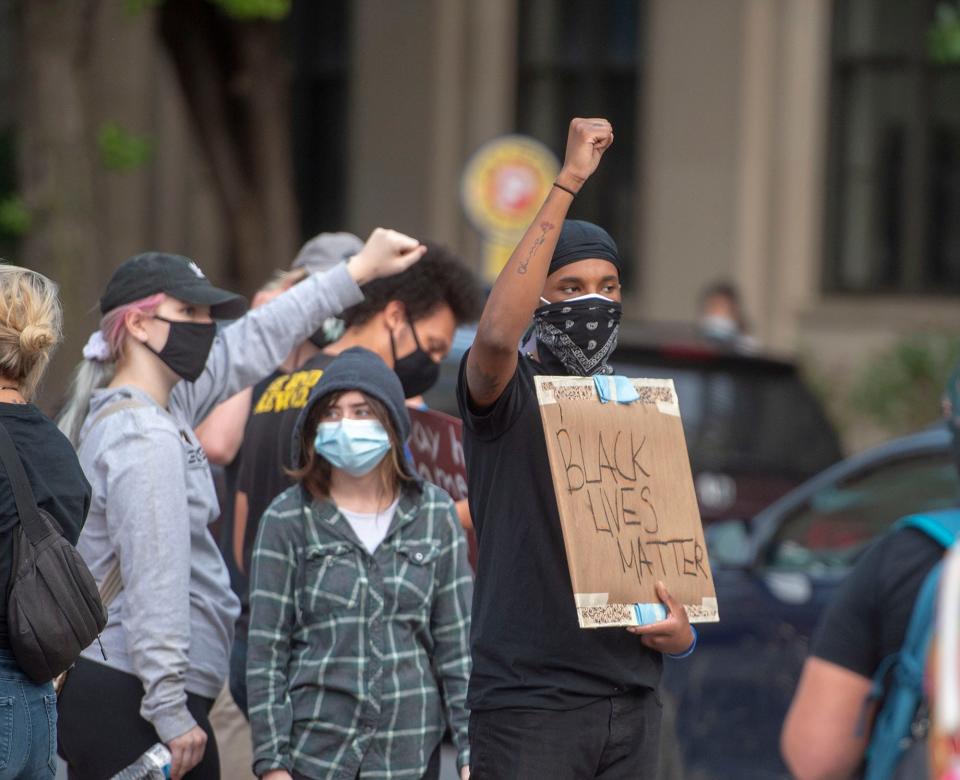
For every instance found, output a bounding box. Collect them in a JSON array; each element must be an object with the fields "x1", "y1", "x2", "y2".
[
  {"x1": 346, "y1": 227, "x2": 427, "y2": 286},
  {"x1": 556, "y1": 117, "x2": 614, "y2": 194}
]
